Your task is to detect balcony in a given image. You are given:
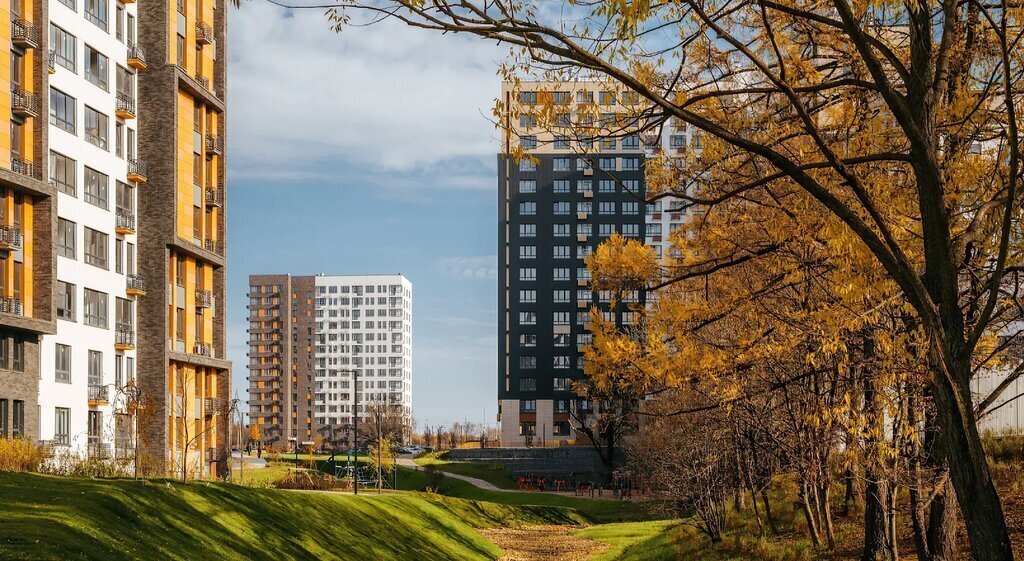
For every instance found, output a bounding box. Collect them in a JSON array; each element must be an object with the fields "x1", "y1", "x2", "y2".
[
  {"x1": 196, "y1": 289, "x2": 213, "y2": 308},
  {"x1": 115, "y1": 325, "x2": 136, "y2": 350},
  {"x1": 195, "y1": 74, "x2": 210, "y2": 91},
  {"x1": 205, "y1": 188, "x2": 222, "y2": 207},
  {"x1": 204, "y1": 239, "x2": 222, "y2": 255},
  {"x1": 193, "y1": 342, "x2": 213, "y2": 357},
  {"x1": 577, "y1": 279, "x2": 588, "y2": 287},
  {"x1": 577, "y1": 301, "x2": 588, "y2": 308},
  {"x1": 11, "y1": 18, "x2": 39, "y2": 49},
  {"x1": 88, "y1": 385, "x2": 110, "y2": 405},
  {"x1": 114, "y1": 439, "x2": 133, "y2": 460},
  {"x1": 576, "y1": 212, "x2": 588, "y2": 220},
  {"x1": 0, "y1": 296, "x2": 23, "y2": 316},
  {"x1": 196, "y1": 21, "x2": 214, "y2": 45},
  {"x1": 204, "y1": 397, "x2": 222, "y2": 416},
  {"x1": 115, "y1": 92, "x2": 136, "y2": 119},
  {"x1": 127, "y1": 159, "x2": 147, "y2": 183},
  {"x1": 87, "y1": 441, "x2": 112, "y2": 459},
  {"x1": 206, "y1": 447, "x2": 217, "y2": 462},
  {"x1": 0, "y1": 225, "x2": 23, "y2": 252},
  {"x1": 10, "y1": 156, "x2": 38, "y2": 180},
  {"x1": 576, "y1": 234, "x2": 587, "y2": 242},
  {"x1": 583, "y1": 191, "x2": 594, "y2": 199},
  {"x1": 127, "y1": 42, "x2": 146, "y2": 69},
  {"x1": 115, "y1": 210, "x2": 136, "y2": 234},
  {"x1": 47, "y1": 50, "x2": 55, "y2": 74},
  {"x1": 126, "y1": 274, "x2": 146, "y2": 297},
  {"x1": 205, "y1": 134, "x2": 223, "y2": 156}
]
